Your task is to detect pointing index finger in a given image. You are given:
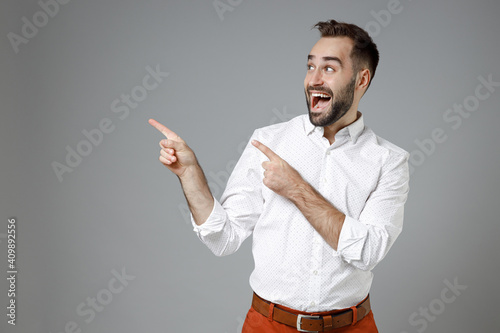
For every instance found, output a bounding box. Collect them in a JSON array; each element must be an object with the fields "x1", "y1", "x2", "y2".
[
  {"x1": 148, "y1": 118, "x2": 181, "y2": 140},
  {"x1": 252, "y1": 140, "x2": 279, "y2": 161}
]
